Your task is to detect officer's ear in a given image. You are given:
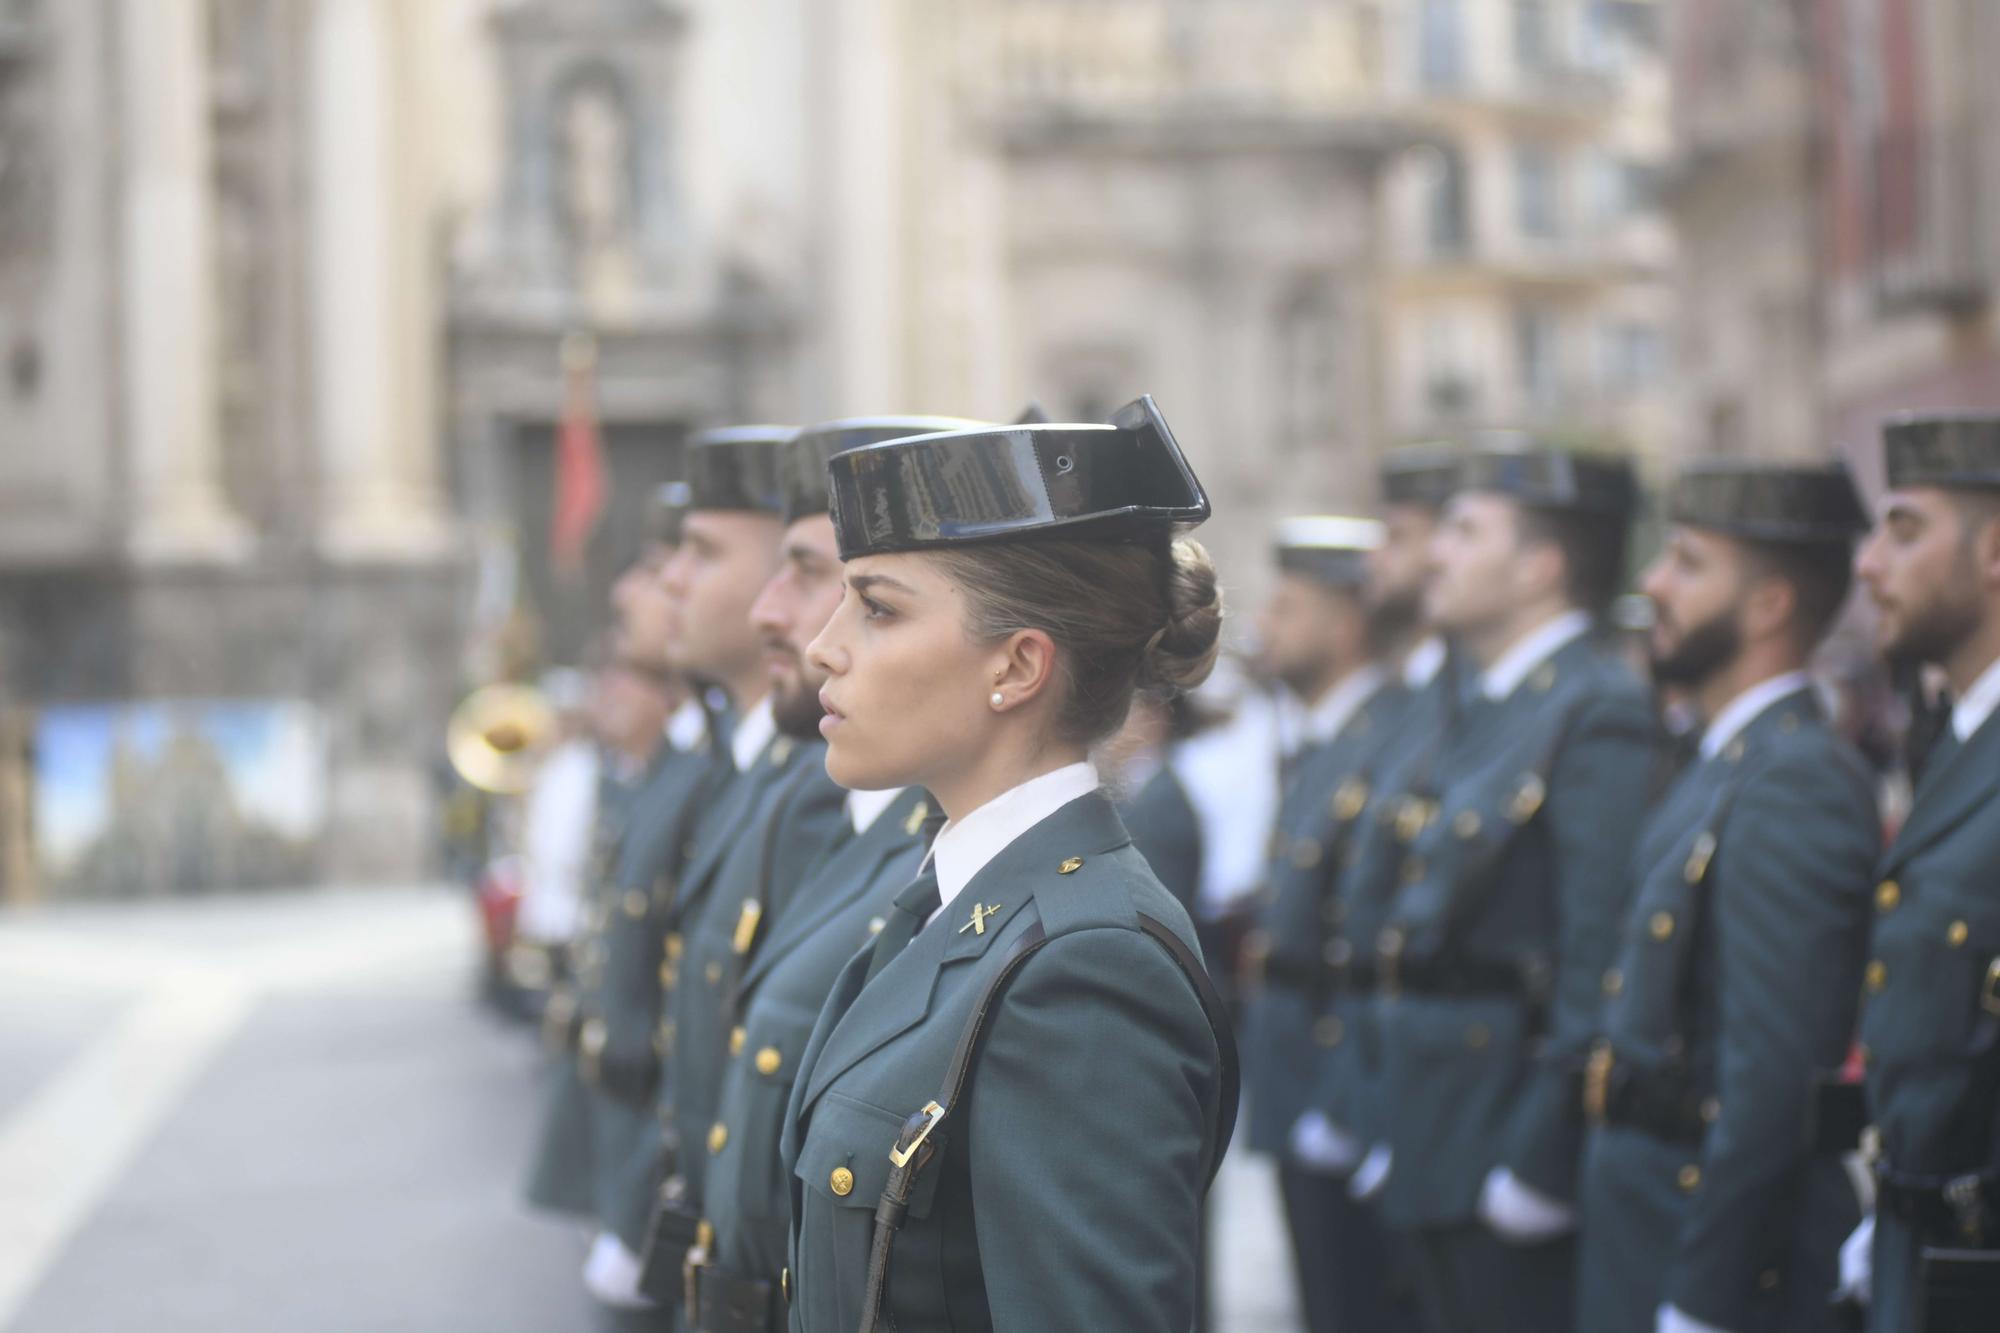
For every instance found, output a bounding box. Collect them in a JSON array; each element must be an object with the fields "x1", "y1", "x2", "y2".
[
  {"x1": 1740, "y1": 568, "x2": 1797, "y2": 648},
  {"x1": 1966, "y1": 493, "x2": 2000, "y2": 592},
  {"x1": 988, "y1": 628, "x2": 1061, "y2": 715}
]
